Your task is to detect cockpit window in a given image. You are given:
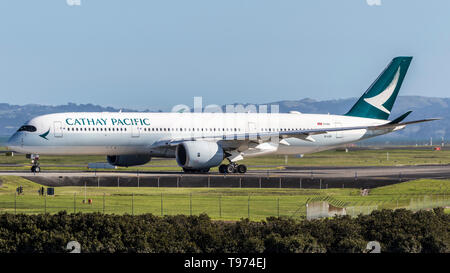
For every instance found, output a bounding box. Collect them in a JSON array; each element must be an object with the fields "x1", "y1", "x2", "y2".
[{"x1": 17, "y1": 125, "x2": 37, "y2": 132}]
